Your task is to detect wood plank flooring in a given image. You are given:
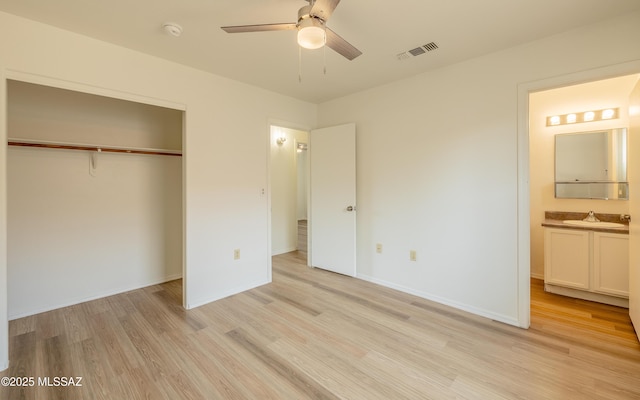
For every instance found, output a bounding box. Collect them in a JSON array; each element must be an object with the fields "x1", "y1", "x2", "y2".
[
  {"x1": 2, "y1": 252, "x2": 639, "y2": 399},
  {"x1": 297, "y1": 219, "x2": 307, "y2": 253}
]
